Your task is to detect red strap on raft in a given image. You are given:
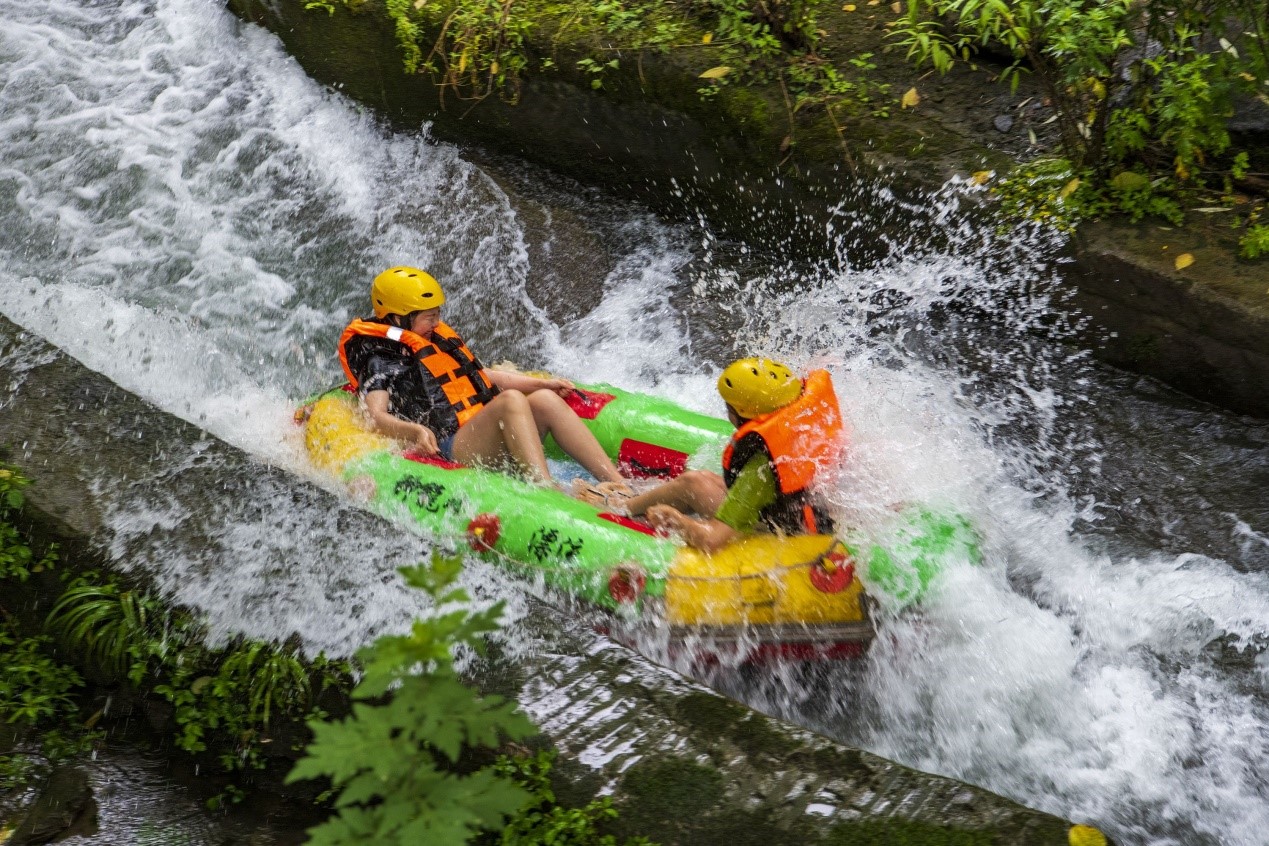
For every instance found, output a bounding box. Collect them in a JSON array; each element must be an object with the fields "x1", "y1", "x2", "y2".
[
  {"x1": 564, "y1": 389, "x2": 616, "y2": 420},
  {"x1": 403, "y1": 451, "x2": 465, "y2": 470},
  {"x1": 597, "y1": 512, "x2": 659, "y2": 536},
  {"x1": 619, "y1": 439, "x2": 688, "y2": 479}
]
